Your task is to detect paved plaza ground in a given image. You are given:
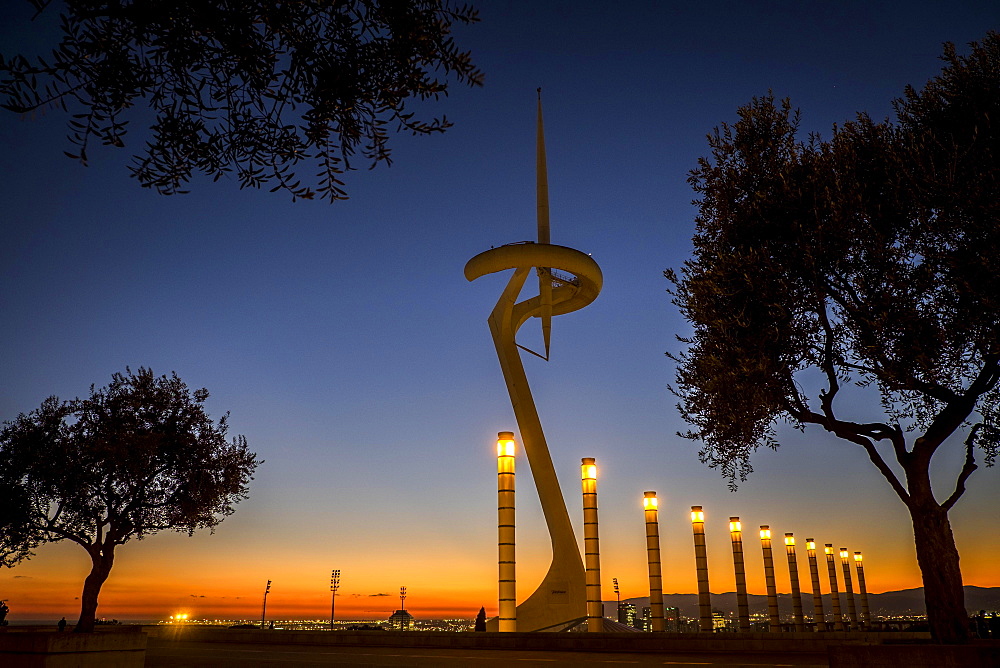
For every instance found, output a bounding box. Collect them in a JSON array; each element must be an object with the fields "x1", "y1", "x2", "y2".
[{"x1": 145, "y1": 637, "x2": 830, "y2": 667}]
